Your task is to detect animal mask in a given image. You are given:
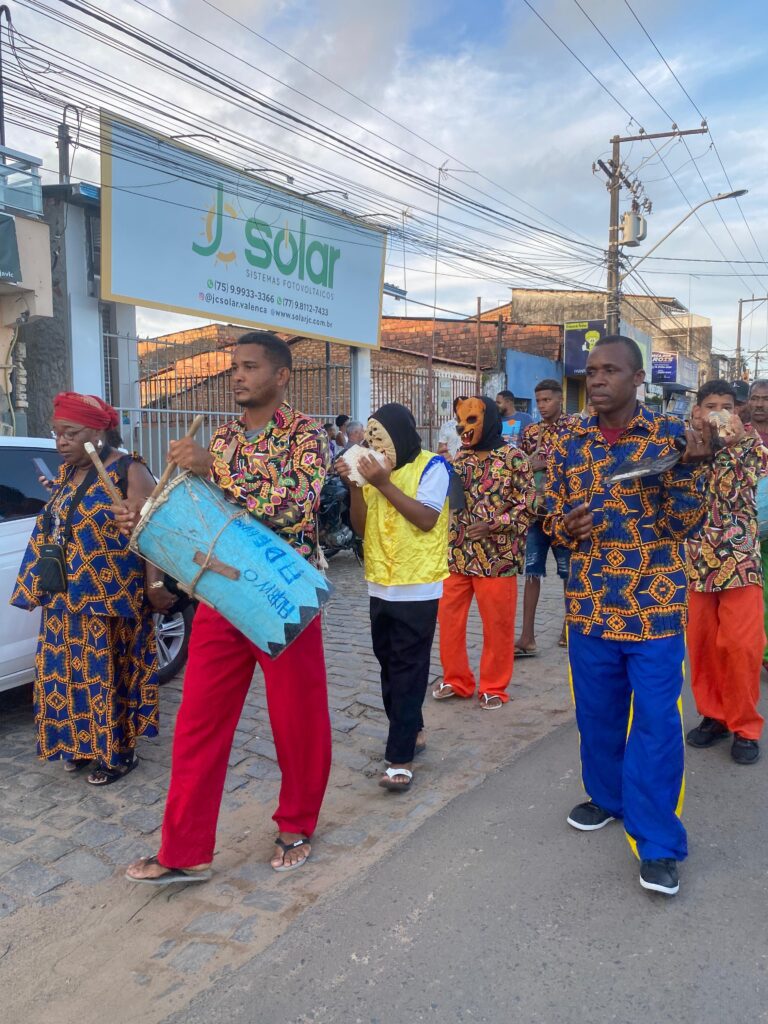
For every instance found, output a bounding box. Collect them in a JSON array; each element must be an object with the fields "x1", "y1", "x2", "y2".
[
  {"x1": 365, "y1": 418, "x2": 396, "y2": 467},
  {"x1": 455, "y1": 397, "x2": 487, "y2": 448}
]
